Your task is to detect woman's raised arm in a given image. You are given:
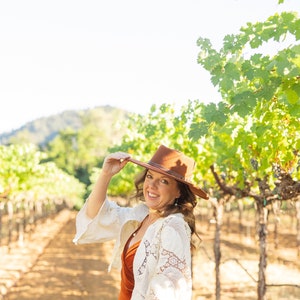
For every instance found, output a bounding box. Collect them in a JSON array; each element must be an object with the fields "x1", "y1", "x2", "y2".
[{"x1": 86, "y1": 152, "x2": 130, "y2": 219}]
